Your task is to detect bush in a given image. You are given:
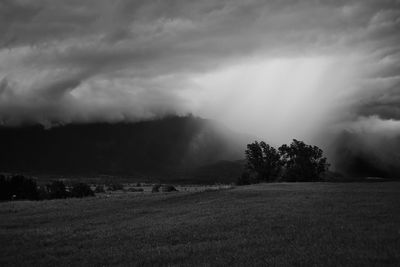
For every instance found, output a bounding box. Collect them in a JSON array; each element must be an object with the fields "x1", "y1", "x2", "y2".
[
  {"x1": 47, "y1": 180, "x2": 68, "y2": 199},
  {"x1": 12, "y1": 175, "x2": 39, "y2": 200},
  {"x1": 0, "y1": 175, "x2": 96, "y2": 201},
  {"x1": 128, "y1": 188, "x2": 144, "y2": 192},
  {"x1": 161, "y1": 185, "x2": 178, "y2": 192},
  {"x1": 0, "y1": 175, "x2": 11, "y2": 201},
  {"x1": 94, "y1": 185, "x2": 105, "y2": 193},
  {"x1": 0, "y1": 175, "x2": 39, "y2": 201},
  {"x1": 37, "y1": 185, "x2": 51, "y2": 200},
  {"x1": 70, "y1": 183, "x2": 95, "y2": 198},
  {"x1": 152, "y1": 184, "x2": 161, "y2": 193},
  {"x1": 107, "y1": 183, "x2": 124, "y2": 191}
]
